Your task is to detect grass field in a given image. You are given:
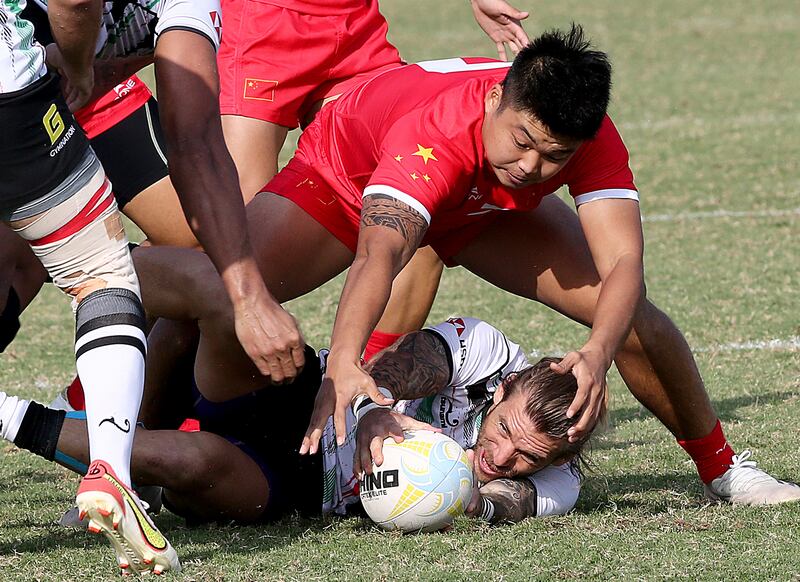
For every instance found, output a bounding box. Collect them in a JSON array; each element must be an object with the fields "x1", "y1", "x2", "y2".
[{"x1": 2, "y1": 0, "x2": 799, "y2": 580}]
